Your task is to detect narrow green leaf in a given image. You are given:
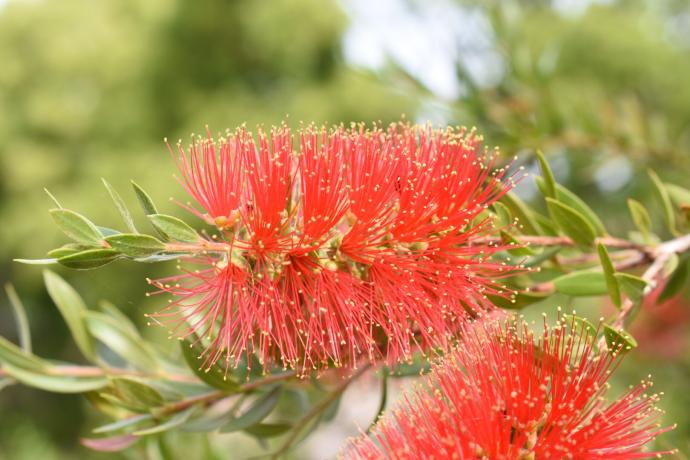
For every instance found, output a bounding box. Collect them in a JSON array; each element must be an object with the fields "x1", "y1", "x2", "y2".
[
  {"x1": 110, "y1": 378, "x2": 164, "y2": 412},
  {"x1": 244, "y1": 422, "x2": 292, "y2": 438},
  {"x1": 50, "y1": 209, "x2": 103, "y2": 246},
  {"x1": 546, "y1": 198, "x2": 597, "y2": 248},
  {"x1": 148, "y1": 214, "x2": 199, "y2": 243},
  {"x1": 48, "y1": 246, "x2": 82, "y2": 258},
  {"x1": 133, "y1": 406, "x2": 197, "y2": 435},
  {"x1": 0, "y1": 336, "x2": 48, "y2": 371},
  {"x1": 665, "y1": 182, "x2": 690, "y2": 208},
  {"x1": 105, "y1": 234, "x2": 165, "y2": 258},
  {"x1": 614, "y1": 273, "x2": 648, "y2": 303},
  {"x1": 2, "y1": 363, "x2": 108, "y2": 393},
  {"x1": 97, "y1": 227, "x2": 121, "y2": 237},
  {"x1": 14, "y1": 258, "x2": 58, "y2": 265},
  {"x1": 500, "y1": 231, "x2": 535, "y2": 256},
  {"x1": 627, "y1": 199, "x2": 652, "y2": 241},
  {"x1": 44, "y1": 188, "x2": 63, "y2": 208},
  {"x1": 536, "y1": 178, "x2": 606, "y2": 236},
  {"x1": 523, "y1": 247, "x2": 561, "y2": 268},
  {"x1": 57, "y1": 249, "x2": 120, "y2": 270},
  {"x1": 181, "y1": 339, "x2": 240, "y2": 391},
  {"x1": 553, "y1": 270, "x2": 607, "y2": 297},
  {"x1": 535, "y1": 150, "x2": 556, "y2": 199},
  {"x1": 131, "y1": 181, "x2": 159, "y2": 216},
  {"x1": 657, "y1": 255, "x2": 689, "y2": 304},
  {"x1": 531, "y1": 212, "x2": 559, "y2": 236},
  {"x1": 499, "y1": 192, "x2": 539, "y2": 234},
  {"x1": 102, "y1": 179, "x2": 138, "y2": 233},
  {"x1": 220, "y1": 387, "x2": 282, "y2": 433},
  {"x1": 603, "y1": 325, "x2": 637, "y2": 353},
  {"x1": 648, "y1": 170, "x2": 677, "y2": 235},
  {"x1": 93, "y1": 414, "x2": 154, "y2": 434},
  {"x1": 86, "y1": 312, "x2": 159, "y2": 371},
  {"x1": 5, "y1": 284, "x2": 32, "y2": 353},
  {"x1": 98, "y1": 301, "x2": 140, "y2": 338},
  {"x1": 564, "y1": 314, "x2": 597, "y2": 337},
  {"x1": 44, "y1": 270, "x2": 96, "y2": 361},
  {"x1": 492, "y1": 202, "x2": 512, "y2": 228},
  {"x1": 597, "y1": 244, "x2": 621, "y2": 308},
  {"x1": 487, "y1": 290, "x2": 552, "y2": 309}
]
